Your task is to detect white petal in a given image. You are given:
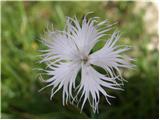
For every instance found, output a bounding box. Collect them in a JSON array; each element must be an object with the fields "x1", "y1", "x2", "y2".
[
  {"x1": 41, "y1": 31, "x2": 80, "y2": 63},
  {"x1": 65, "y1": 16, "x2": 112, "y2": 56},
  {"x1": 42, "y1": 62, "x2": 81, "y2": 105},
  {"x1": 77, "y1": 64, "x2": 120, "y2": 113},
  {"x1": 89, "y1": 31, "x2": 134, "y2": 80}
]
